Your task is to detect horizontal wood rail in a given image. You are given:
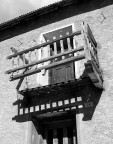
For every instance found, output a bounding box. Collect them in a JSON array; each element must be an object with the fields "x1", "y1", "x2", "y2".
[
  {"x1": 6, "y1": 46, "x2": 84, "y2": 74},
  {"x1": 6, "y1": 30, "x2": 81, "y2": 60},
  {"x1": 5, "y1": 22, "x2": 103, "y2": 89},
  {"x1": 10, "y1": 54, "x2": 85, "y2": 81}
]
